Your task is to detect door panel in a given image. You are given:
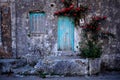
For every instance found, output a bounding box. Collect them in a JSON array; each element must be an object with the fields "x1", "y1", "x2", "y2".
[{"x1": 58, "y1": 16, "x2": 74, "y2": 51}]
